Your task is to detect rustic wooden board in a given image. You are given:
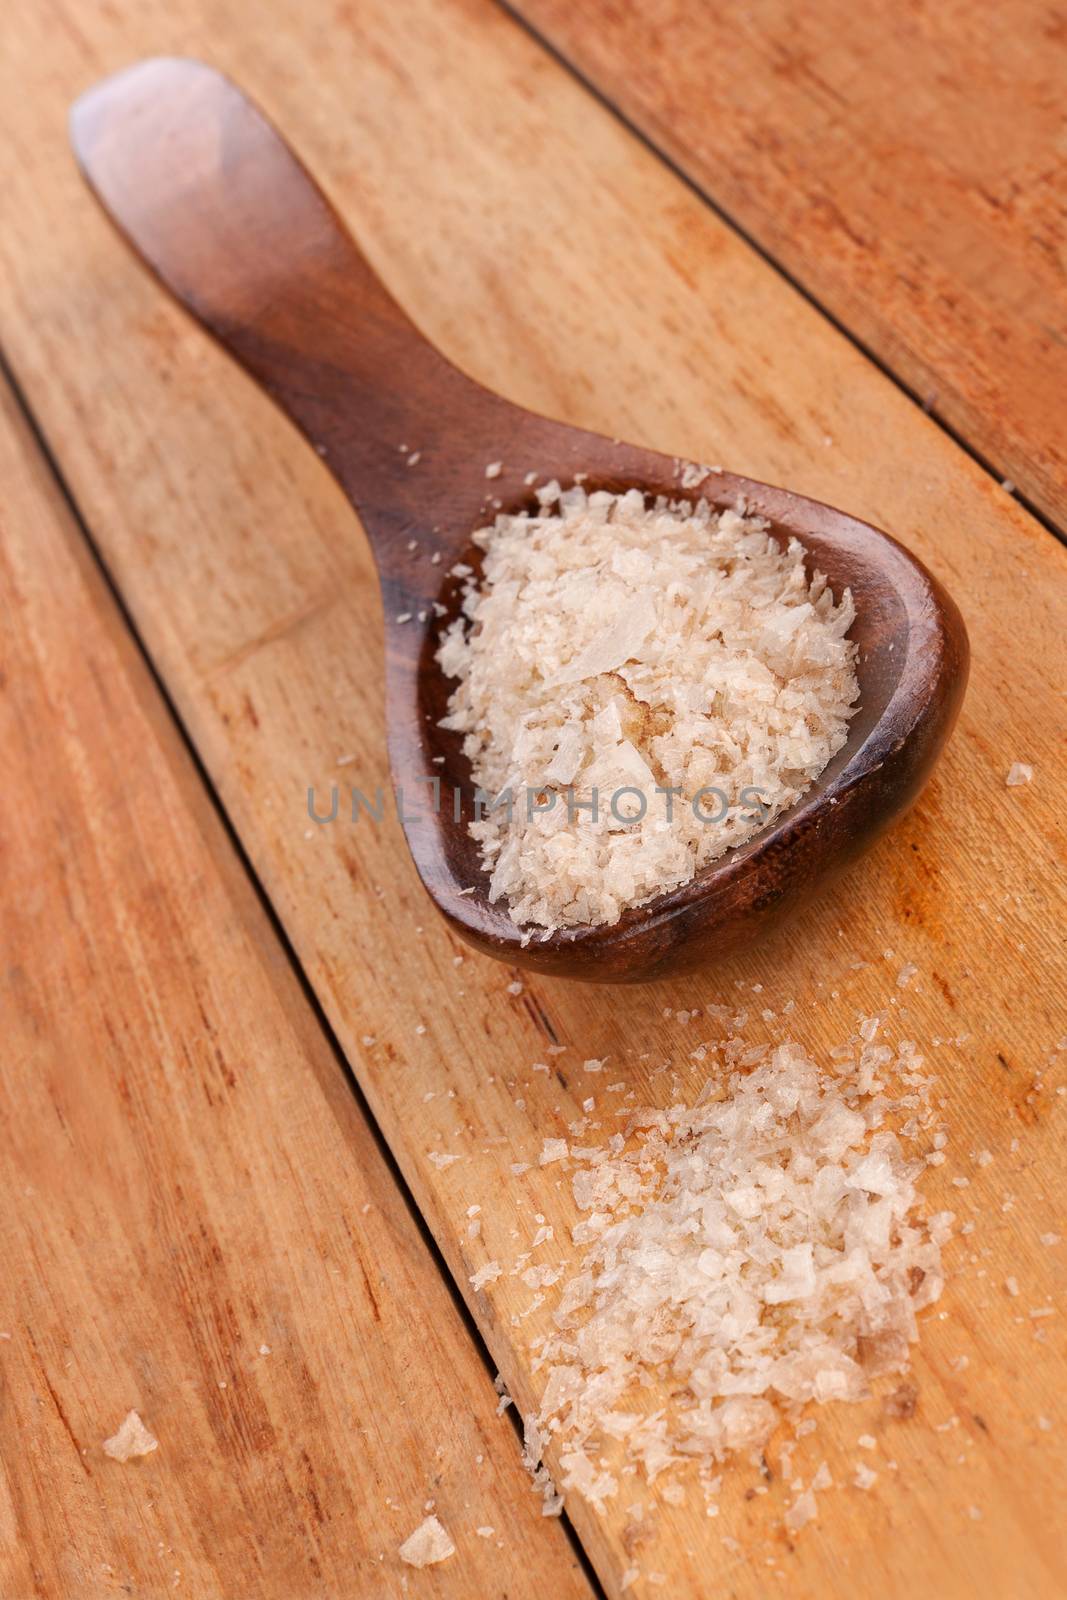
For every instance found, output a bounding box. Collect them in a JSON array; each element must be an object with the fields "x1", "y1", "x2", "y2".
[
  {"x1": 0, "y1": 379, "x2": 591, "y2": 1598},
  {"x1": 513, "y1": 0, "x2": 1067, "y2": 536},
  {"x1": 1, "y1": 0, "x2": 1065, "y2": 1596}
]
